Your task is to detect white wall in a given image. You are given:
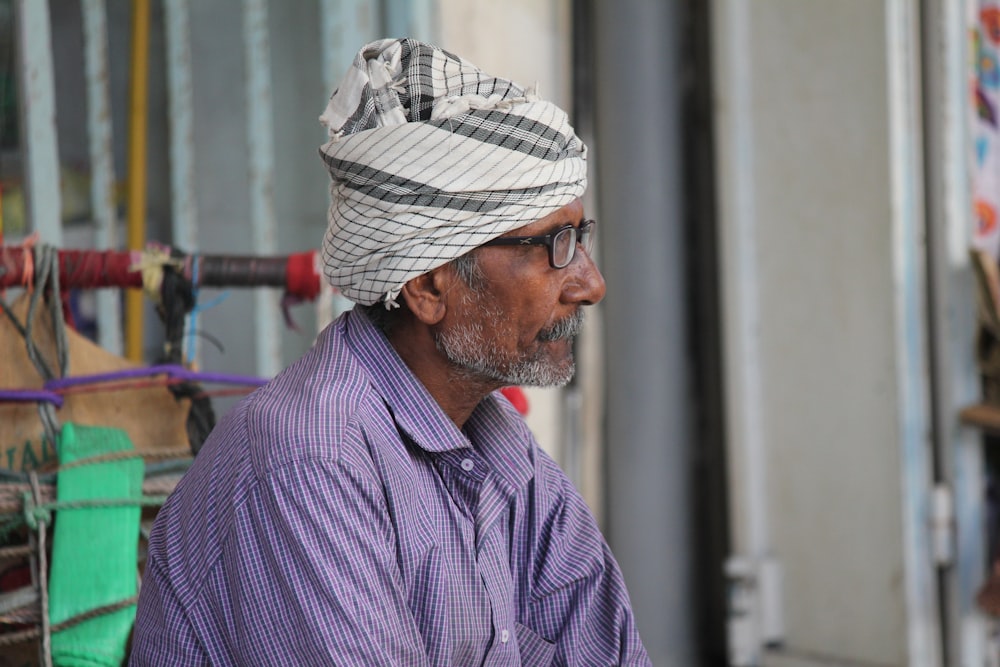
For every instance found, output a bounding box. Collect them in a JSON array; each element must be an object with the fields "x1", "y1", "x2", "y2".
[{"x1": 437, "y1": 0, "x2": 572, "y2": 110}]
